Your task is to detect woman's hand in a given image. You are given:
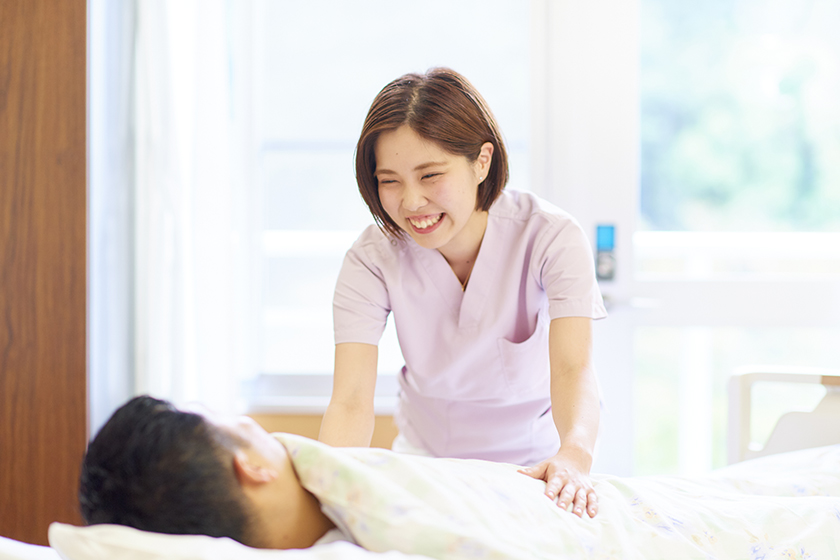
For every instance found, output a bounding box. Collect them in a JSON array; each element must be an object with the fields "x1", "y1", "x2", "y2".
[{"x1": 518, "y1": 447, "x2": 598, "y2": 518}]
